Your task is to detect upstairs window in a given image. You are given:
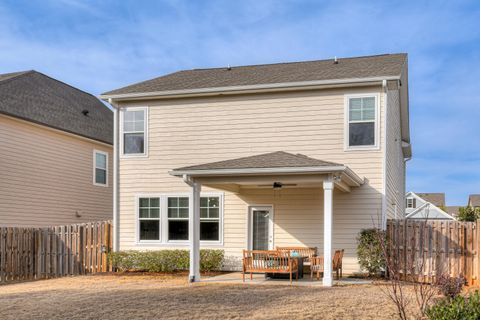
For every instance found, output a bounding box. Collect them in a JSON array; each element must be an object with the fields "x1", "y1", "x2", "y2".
[
  {"x1": 347, "y1": 96, "x2": 377, "y2": 148},
  {"x1": 406, "y1": 198, "x2": 416, "y2": 208},
  {"x1": 122, "y1": 108, "x2": 147, "y2": 156},
  {"x1": 93, "y1": 150, "x2": 108, "y2": 186}
]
